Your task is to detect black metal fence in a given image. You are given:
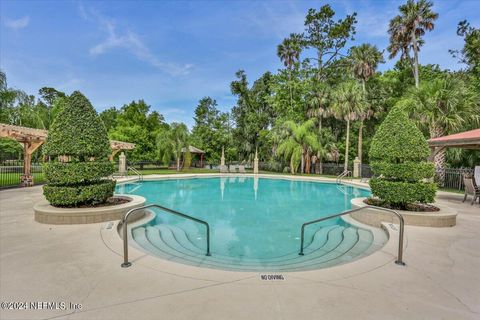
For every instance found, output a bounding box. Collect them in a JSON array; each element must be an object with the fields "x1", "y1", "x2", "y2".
[
  {"x1": 436, "y1": 167, "x2": 474, "y2": 191},
  {"x1": 0, "y1": 157, "x2": 475, "y2": 191},
  {"x1": 0, "y1": 160, "x2": 44, "y2": 189}
]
